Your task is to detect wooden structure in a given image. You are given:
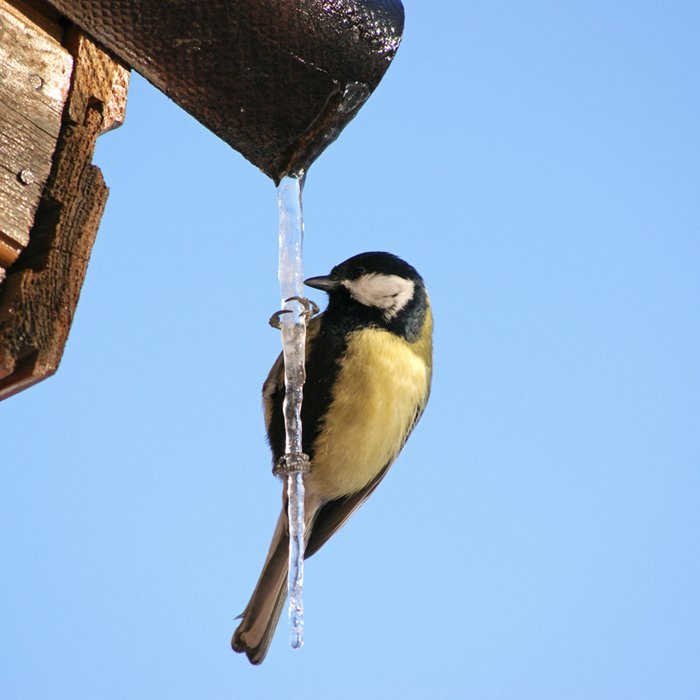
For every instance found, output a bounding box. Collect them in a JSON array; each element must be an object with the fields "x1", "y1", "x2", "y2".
[
  {"x1": 0, "y1": 0, "x2": 128, "y2": 399},
  {"x1": 0, "y1": 0, "x2": 403, "y2": 401}
]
